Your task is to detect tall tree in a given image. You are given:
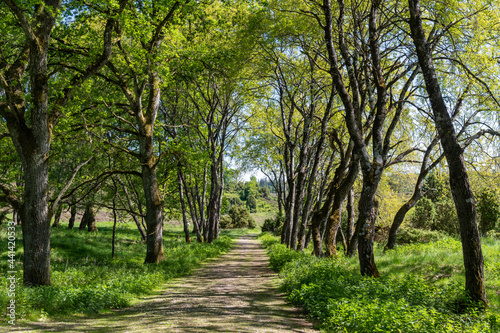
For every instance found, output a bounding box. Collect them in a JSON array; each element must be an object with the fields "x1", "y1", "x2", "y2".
[
  {"x1": 96, "y1": 1, "x2": 189, "y2": 263},
  {"x1": 318, "y1": 0, "x2": 418, "y2": 276},
  {"x1": 0, "y1": 0, "x2": 123, "y2": 286},
  {"x1": 408, "y1": 0, "x2": 487, "y2": 306}
]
